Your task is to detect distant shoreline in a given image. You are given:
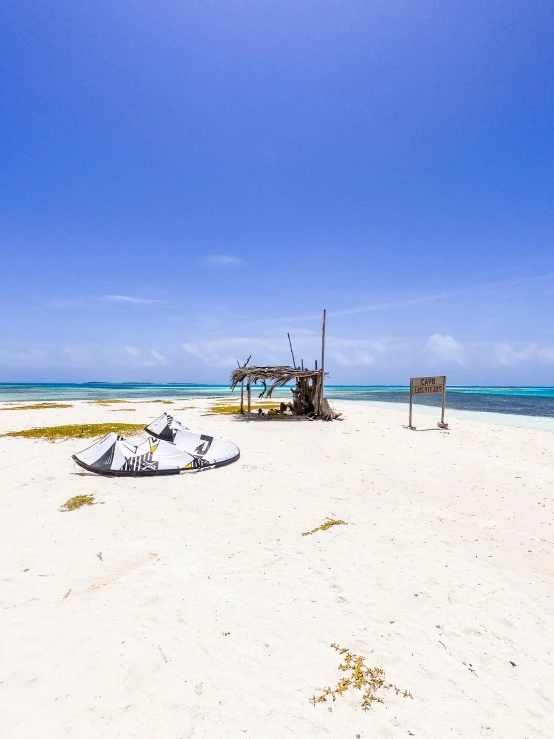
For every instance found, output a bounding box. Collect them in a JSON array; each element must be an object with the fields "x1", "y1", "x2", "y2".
[{"x1": 0, "y1": 383, "x2": 553, "y2": 422}]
